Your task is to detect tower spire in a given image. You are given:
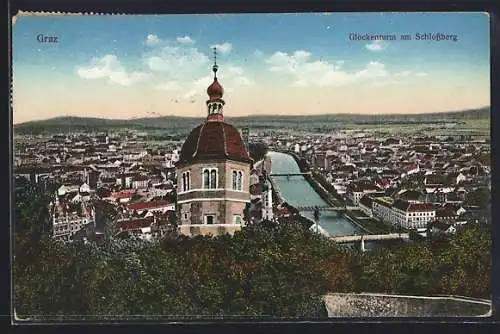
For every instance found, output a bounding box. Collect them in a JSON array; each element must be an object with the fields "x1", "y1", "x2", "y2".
[
  {"x1": 212, "y1": 46, "x2": 218, "y2": 79},
  {"x1": 206, "y1": 46, "x2": 225, "y2": 122}
]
